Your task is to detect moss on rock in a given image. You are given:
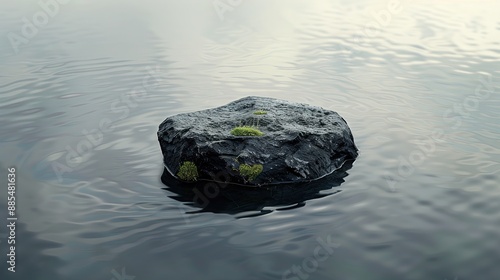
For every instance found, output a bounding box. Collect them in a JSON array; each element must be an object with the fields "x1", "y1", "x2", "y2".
[
  {"x1": 253, "y1": 110, "x2": 267, "y2": 115},
  {"x1": 177, "y1": 161, "x2": 198, "y2": 181},
  {"x1": 230, "y1": 126, "x2": 264, "y2": 136},
  {"x1": 239, "y1": 164, "x2": 263, "y2": 182}
]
